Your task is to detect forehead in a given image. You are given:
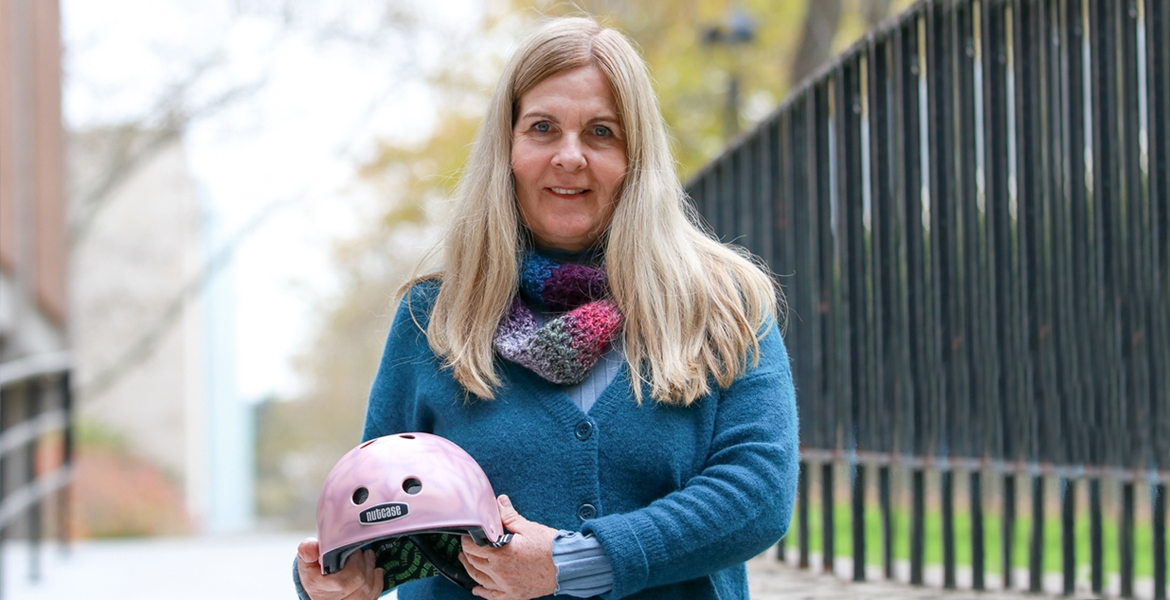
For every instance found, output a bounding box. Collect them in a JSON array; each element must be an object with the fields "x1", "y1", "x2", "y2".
[{"x1": 516, "y1": 65, "x2": 619, "y2": 117}]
